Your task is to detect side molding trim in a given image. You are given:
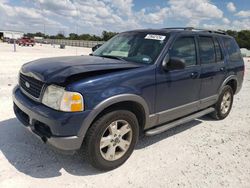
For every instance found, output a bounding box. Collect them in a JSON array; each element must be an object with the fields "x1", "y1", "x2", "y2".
[{"x1": 147, "y1": 95, "x2": 218, "y2": 129}]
